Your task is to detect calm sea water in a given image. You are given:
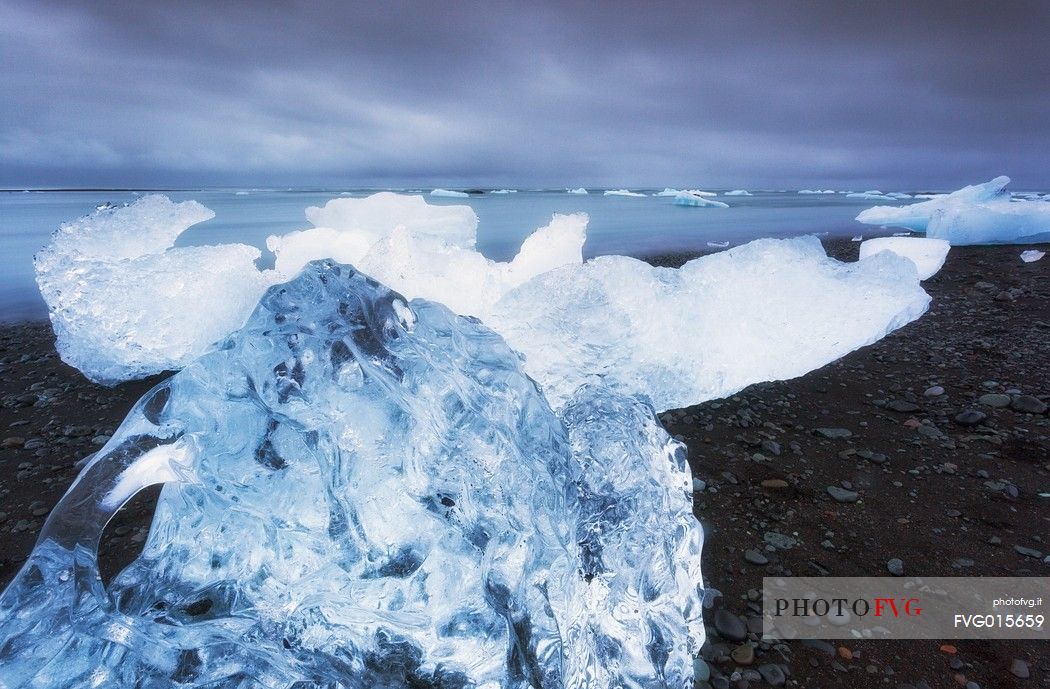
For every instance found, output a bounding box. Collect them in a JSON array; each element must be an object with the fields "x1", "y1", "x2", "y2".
[{"x1": 0, "y1": 187, "x2": 933, "y2": 321}]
